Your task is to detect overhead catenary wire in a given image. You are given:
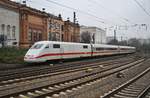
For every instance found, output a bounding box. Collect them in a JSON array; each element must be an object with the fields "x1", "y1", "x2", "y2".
[
  {"x1": 21, "y1": 0, "x2": 113, "y2": 25},
  {"x1": 44, "y1": 0, "x2": 113, "y2": 24},
  {"x1": 14, "y1": 0, "x2": 149, "y2": 39},
  {"x1": 17, "y1": 0, "x2": 126, "y2": 26},
  {"x1": 26, "y1": 0, "x2": 108, "y2": 25},
  {"x1": 86, "y1": 0, "x2": 142, "y2": 38},
  {"x1": 20, "y1": 1, "x2": 148, "y2": 29},
  {"x1": 48, "y1": 0, "x2": 148, "y2": 38},
  {"x1": 132, "y1": 0, "x2": 150, "y2": 37},
  {"x1": 133, "y1": 0, "x2": 150, "y2": 17},
  {"x1": 87, "y1": 0, "x2": 134, "y2": 24}
]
